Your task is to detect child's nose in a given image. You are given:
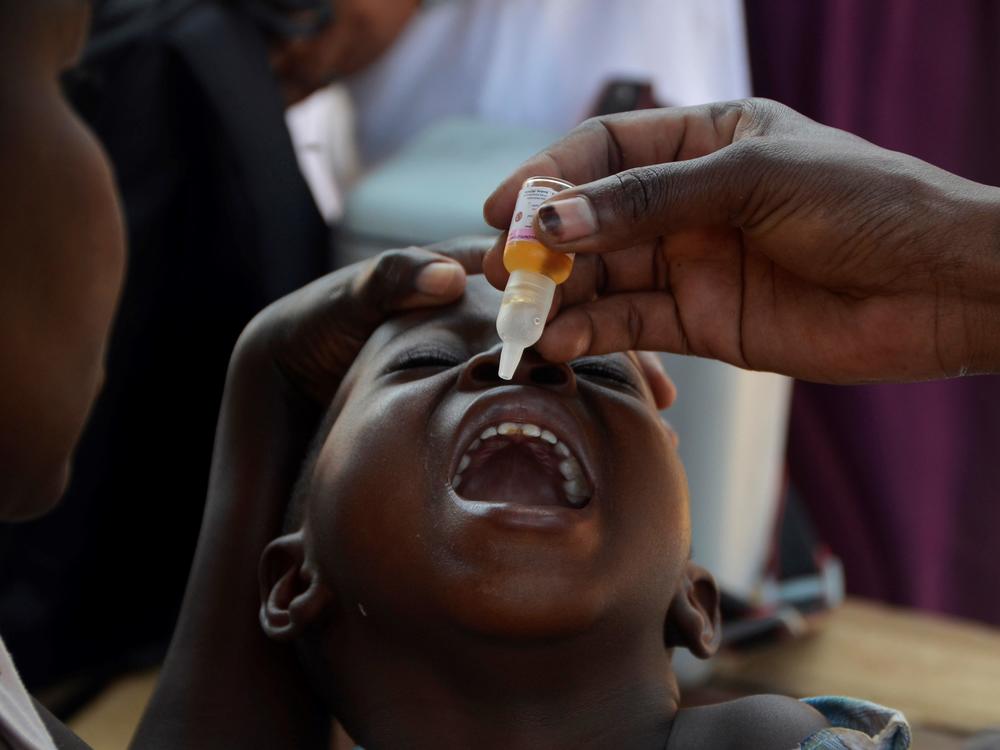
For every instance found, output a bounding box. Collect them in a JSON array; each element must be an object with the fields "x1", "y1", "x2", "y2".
[{"x1": 459, "y1": 348, "x2": 577, "y2": 395}]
